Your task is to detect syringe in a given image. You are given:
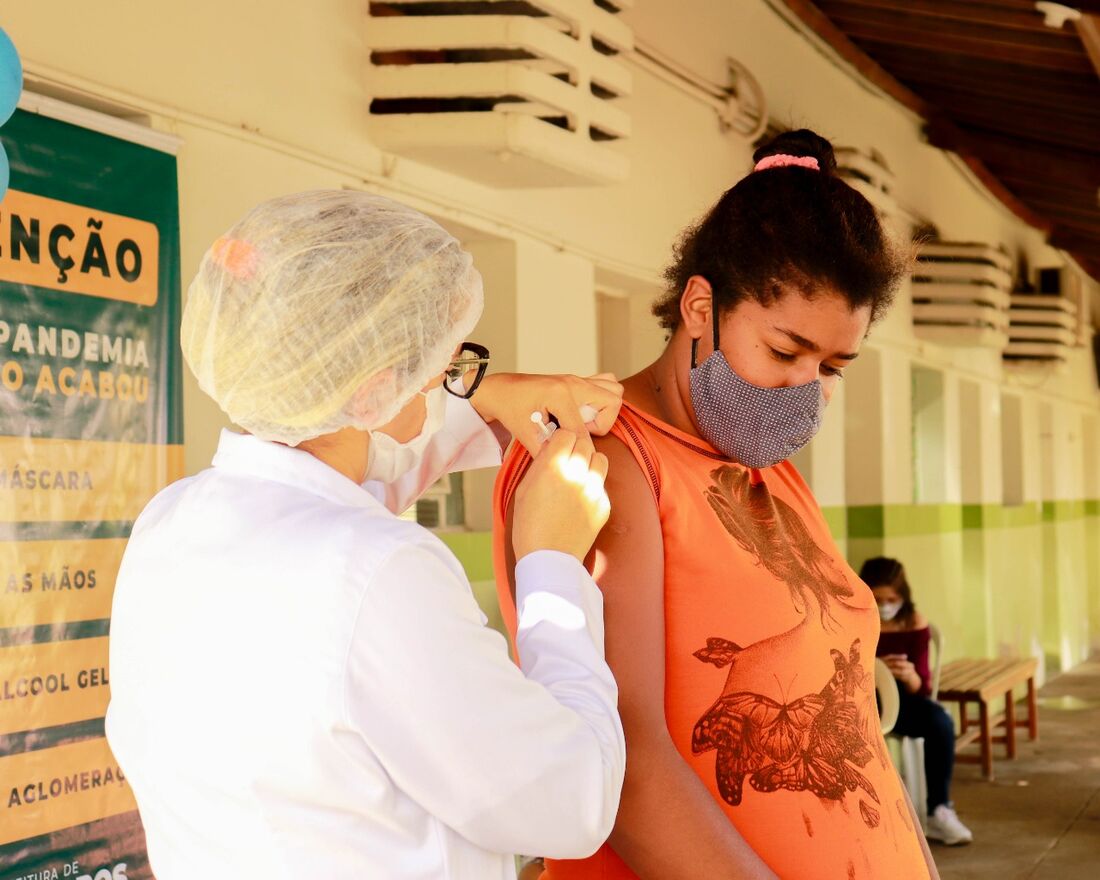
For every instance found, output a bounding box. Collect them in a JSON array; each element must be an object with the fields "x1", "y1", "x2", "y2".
[{"x1": 531, "y1": 405, "x2": 600, "y2": 444}]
